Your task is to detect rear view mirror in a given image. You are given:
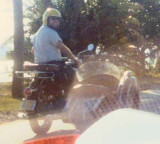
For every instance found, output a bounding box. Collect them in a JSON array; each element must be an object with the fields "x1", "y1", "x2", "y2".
[{"x1": 87, "y1": 44, "x2": 94, "y2": 51}]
